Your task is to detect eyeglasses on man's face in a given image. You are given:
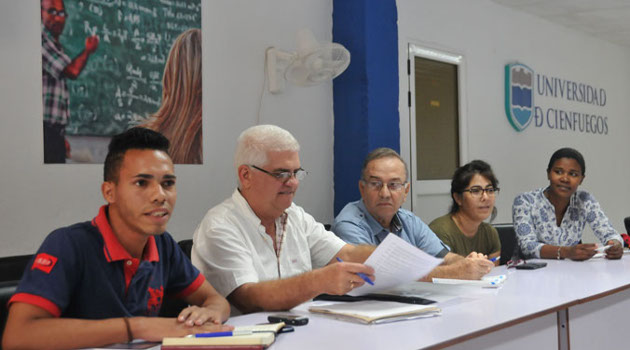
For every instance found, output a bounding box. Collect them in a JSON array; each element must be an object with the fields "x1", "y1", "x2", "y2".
[
  {"x1": 461, "y1": 186, "x2": 500, "y2": 197},
  {"x1": 250, "y1": 165, "x2": 307, "y2": 182},
  {"x1": 362, "y1": 180, "x2": 407, "y2": 192}
]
